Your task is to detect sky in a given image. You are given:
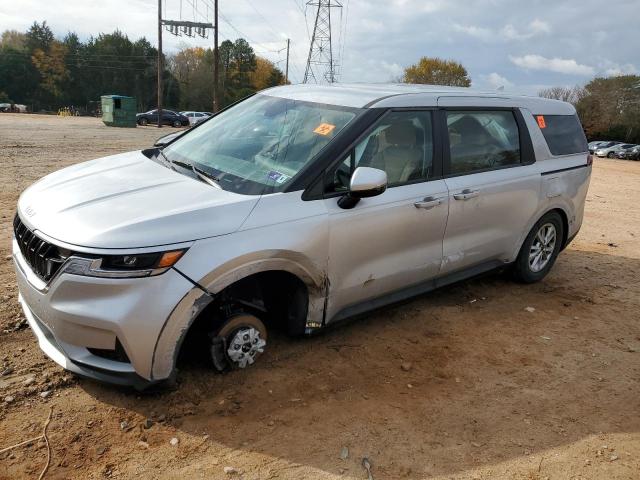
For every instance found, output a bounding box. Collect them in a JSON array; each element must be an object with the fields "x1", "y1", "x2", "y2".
[{"x1": 1, "y1": 0, "x2": 638, "y2": 94}]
